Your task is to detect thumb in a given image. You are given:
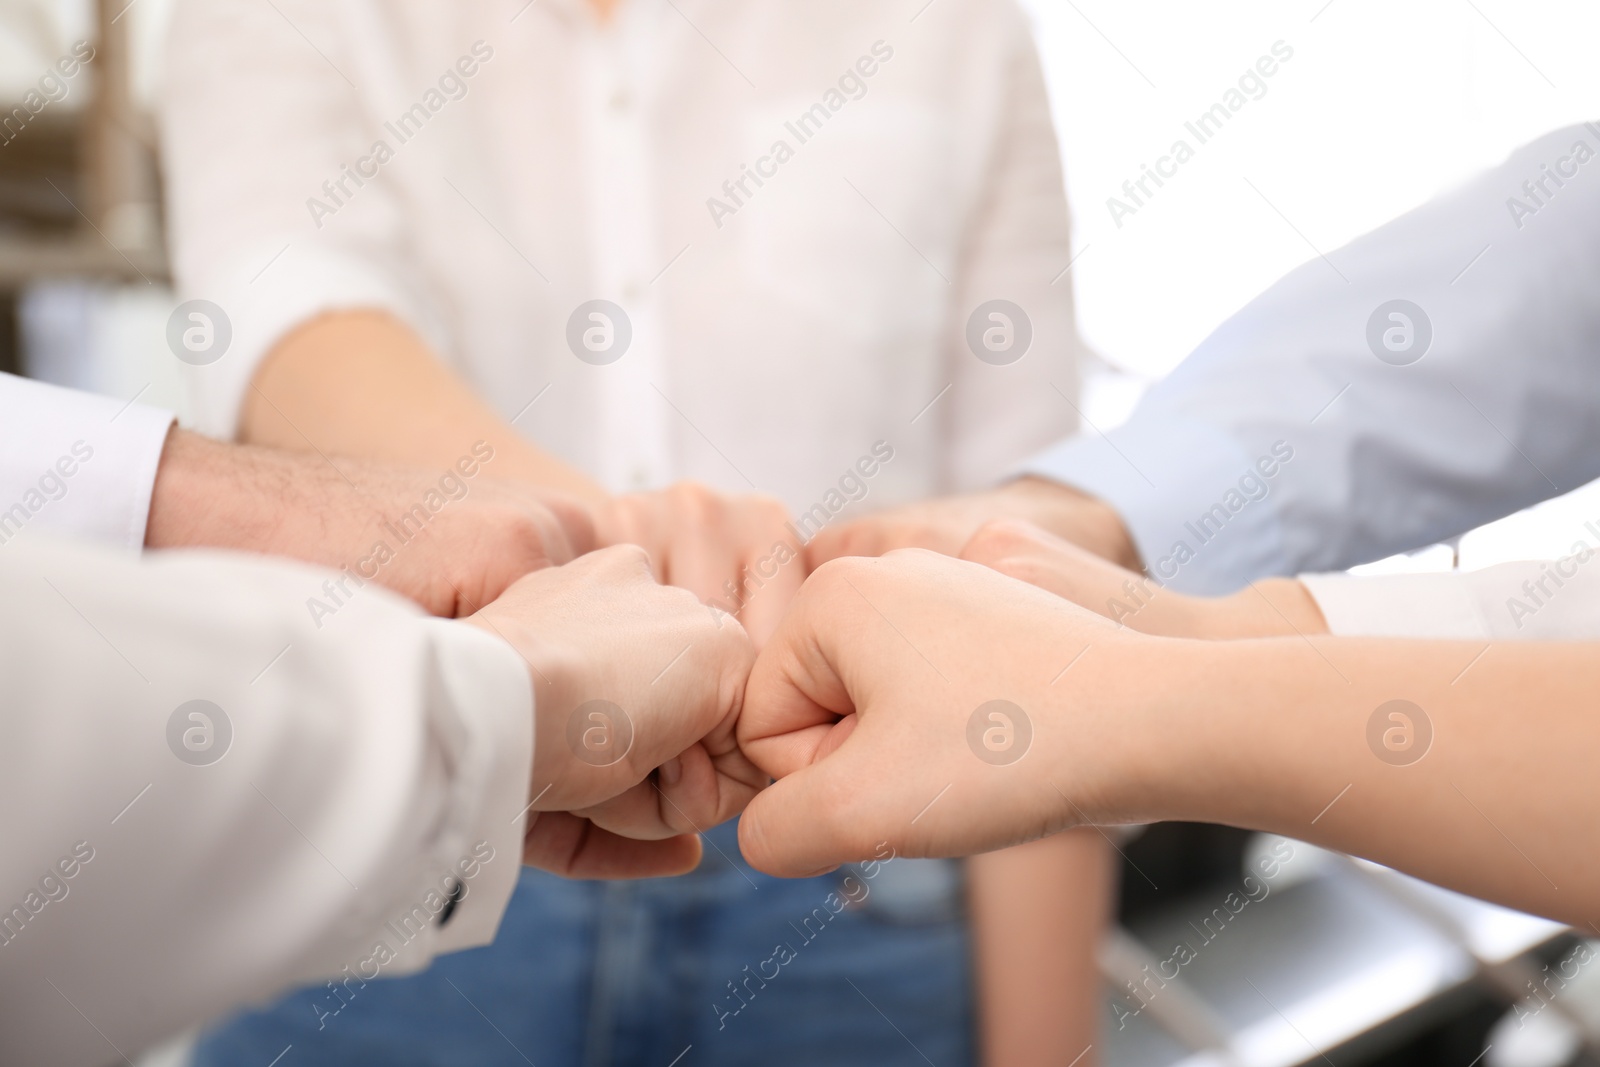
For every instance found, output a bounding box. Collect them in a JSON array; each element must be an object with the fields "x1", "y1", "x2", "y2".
[{"x1": 736, "y1": 734, "x2": 881, "y2": 878}]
